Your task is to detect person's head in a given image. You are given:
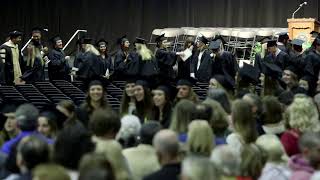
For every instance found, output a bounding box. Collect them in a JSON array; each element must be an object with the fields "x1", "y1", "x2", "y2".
[
  {"x1": 16, "y1": 136, "x2": 50, "y2": 172},
  {"x1": 153, "y1": 129, "x2": 180, "y2": 165},
  {"x1": 202, "y1": 99, "x2": 229, "y2": 134},
  {"x1": 286, "y1": 94, "x2": 320, "y2": 133},
  {"x1": 232, "y1": 99, "x2": 258, "y2": 143},
  {"x1": 54, "y1": 125, "x2": 95, "y2": 170},
  {"x1": 135, "y1": 38, "x2": 153, "y2": 60},
  {"x1": 184, "y1": 38, "x2": 194, "y2": 49},
  {"x1": 116, "y1": 115, "x2": 141, "y2": 148},
  {"x1": 95, "y1": 140, "x2": 130, "y2": 180},
  {"x1": 181, "y1": 156, "x2": 218, "y2": 180},
  {"x1": 152, "y1": 86, "x2": 171, "y2": 108},
  {"x1": 170, "y1": 99, "x2": 196, "y2": 134},
  {"x1": 299, "y1": 132, "x2": 320, "y2": 169},
  {"x1": 9, "y1": 30, "x2": 22, "y2": 44},
  {"x1": 210, "y1": 144, "x2": 241, "y2": 176},
  {"x1": 242, "y1": 93, "x2": 263, "y2": 116},
  {"x1": 1, "y1": 103, "x2": 20, "y2": 135},
  {"x1": 15, "y1": 104, "x2": 39, "y2": 131},
  {"x1": 90, "y1": 109, "x2": 120, "y2": 139},
  {"x1": 37, "y1": 111, "x2": 58, "y2": 138},
  {"x1": 134, "y1": 80, "x2": 152, "y2": 103},
  {"x1": 120, "y1": 80, "x2": 136, "y2": 115},
  {"x1": 155, "y1": 34, "x2": 167, "y2": 48},
  {"x1": 32, "y1": 163, "x2": 70, "y2": 180},
  {"x1": 51, "y1": 36, "x2": 63, "y2": 49},
  {"x1": 176, "y1": 79, "x2": 198, "y2": 102},
  {"x1": 299, "y1": 78, "x2": 309, "y2": 91},
  {"x1": 31, "y1": 28, "x2": 42, "y2": 42},
  {"x1": 125, "y1": 80, "x2": 136, "y2": 97},
  {"x1": 139, "y1": 121, "x2": 162, "y2": 145},
  {"x1": 209, "y1": 75, "x2": 234, "y2": 92},
  {"x1": 282, "y1": 69, "x2": 298, "y2": 87},
  {"x1": 119, "y1": 35, "x2": 130, "y2": 49},
  {"x1": 261, "y1": 96, "x2": 283, "y2": 125},
  {"x1": 196, "y1": 36, "x2": 208, "y2": 50},
  {"x1": 278, "y1": 33, "x2": 289, "y2": 45},
  {"x1": 79, "y1": 153, "x2": 115, "y2": 180},
  {"x1": 209, "y1": 77, "x2": 224, "y2": 89},
  {"x1": 88, "y1": 80, "x2": 105, "y2": 103},
  {"x1": 96, "y1": 39, "x2": 108, "y2": 54},
  {"x1": 267, "y1": 40, "x2": 277, "y2": 54},
  {"x1": 278, "y1": 90, "x2": 294, "y2": 109},
  {"x1": 256, "y1": 134, "x2": 287, "y2": 163},
  {"x1": 192, "y1": 103, "x2": 213, "y2": 121},
  {"x1": 56, "y1": 100, "x2": 75, "y2": 120},
  {"x1": 207, "y1": 88, "x2": 231, "y2": 114},
  {"x1": 187, "y1": 120, "x2": 214, "y2": 157}
]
